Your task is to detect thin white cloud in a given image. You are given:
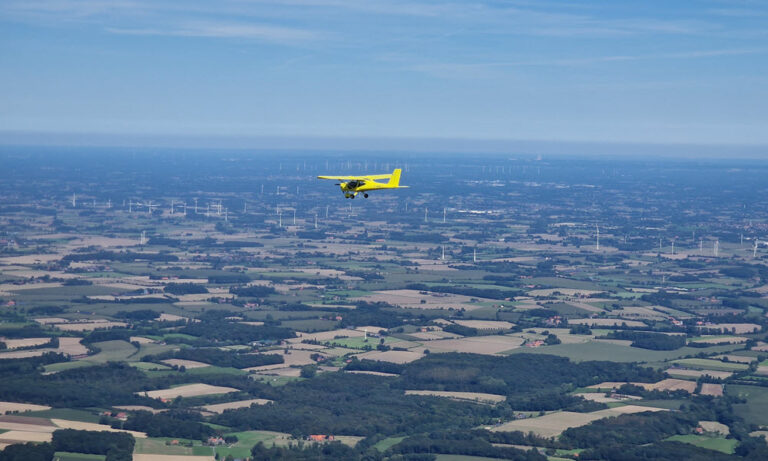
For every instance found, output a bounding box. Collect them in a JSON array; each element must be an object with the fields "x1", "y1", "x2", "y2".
[
  {"x1": 106, "y1": 22, "x2": 318, "y2": 42},
  {"x1": 397, "y1": 48, "x2": 766, "y2": 78},
  {"x1": 3, "y1": 0, "x2": 722, "y2": 38},
  {"x1": 3, "y1": 0, "x2": 148, "y2": 17}
]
